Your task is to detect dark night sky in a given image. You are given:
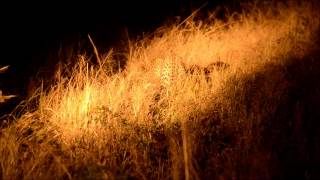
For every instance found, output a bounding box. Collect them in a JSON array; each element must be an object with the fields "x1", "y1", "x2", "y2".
[{"x1": 1, "y1": 0, "x2": 212, "y2": 70}]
